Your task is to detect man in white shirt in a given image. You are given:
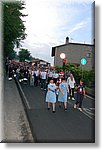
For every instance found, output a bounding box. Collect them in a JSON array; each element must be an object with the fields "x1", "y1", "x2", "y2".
[
  {"x1": 53, "y1": 71, "x2": 59, "y2": 84},
  {"x1": 34, "y1": 69, "x2": 39, "y2": 86},
  {"x1": 40, "y1": 69, "x2": 47, "y2": 90}
]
